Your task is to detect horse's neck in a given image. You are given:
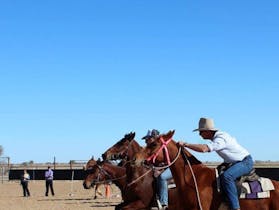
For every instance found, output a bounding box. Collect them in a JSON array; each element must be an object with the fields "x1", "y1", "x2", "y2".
[
  {"x1": 168, "y1": 141, "x2": 202, "y2": 166},
  {"x1": 104, "y1": 163, "x2": 127, "y2": 188},
  {"x1": 181, "y1": 147, "x2": 202, "y2": 165},
  {"x1": 168, "y1": 141, "x2": 211, "y2": 184},
  {"x1": 168, "y1": 142, "x2": 217, "y2": 206},
  {"x1": 126, "y1": 140, "x2": 142, "y2": 160},
  {"x1": 104, "y1": 163, "x2": 126, "y2": 178}
]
